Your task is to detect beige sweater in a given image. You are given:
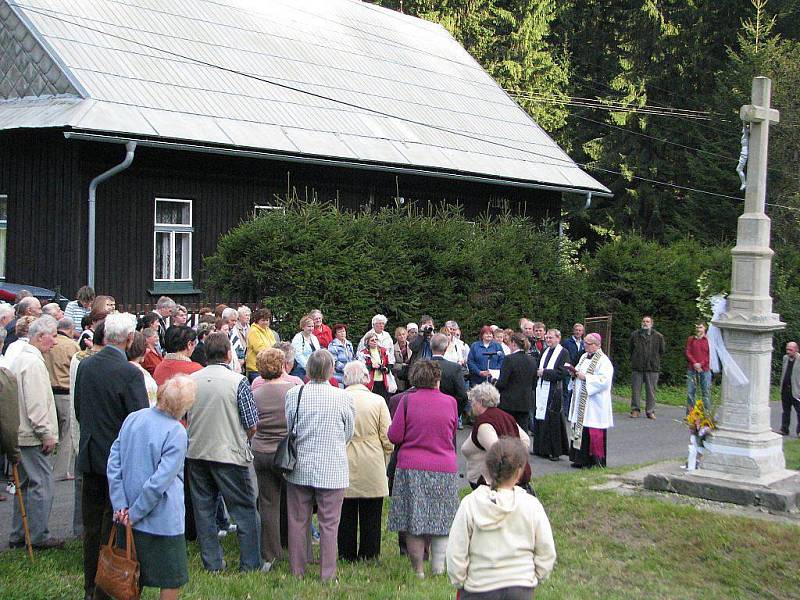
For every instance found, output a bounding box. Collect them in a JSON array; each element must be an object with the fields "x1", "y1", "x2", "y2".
[
  {"x1": 447, "y1": 486, "x2": 556, "y2": 593},
  {"x1": 461, "y1": 423, "x2": 530, "y2": 485},
  {"x1": 12, "y1": 344, "x2": 58, "y2": 447}
]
